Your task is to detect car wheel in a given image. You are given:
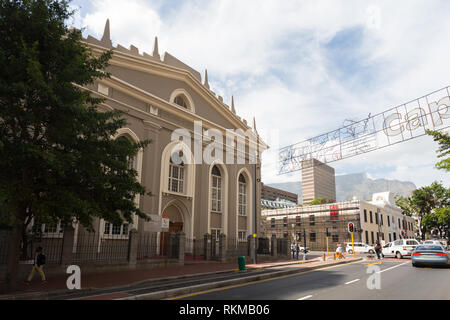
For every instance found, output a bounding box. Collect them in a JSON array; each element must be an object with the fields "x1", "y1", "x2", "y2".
[
  {"x1": 396, "y1": 252, "x2": 403, "y2": 259},
  {"x1": 412, "y1": 263, "x2": 417, "y2": 267},
  {"x1": 348, "y1": 249, "x2": 353, "y2": 254},
  {"x1": 369, "y1": 250, "x2": 374, "y2": 254}
]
